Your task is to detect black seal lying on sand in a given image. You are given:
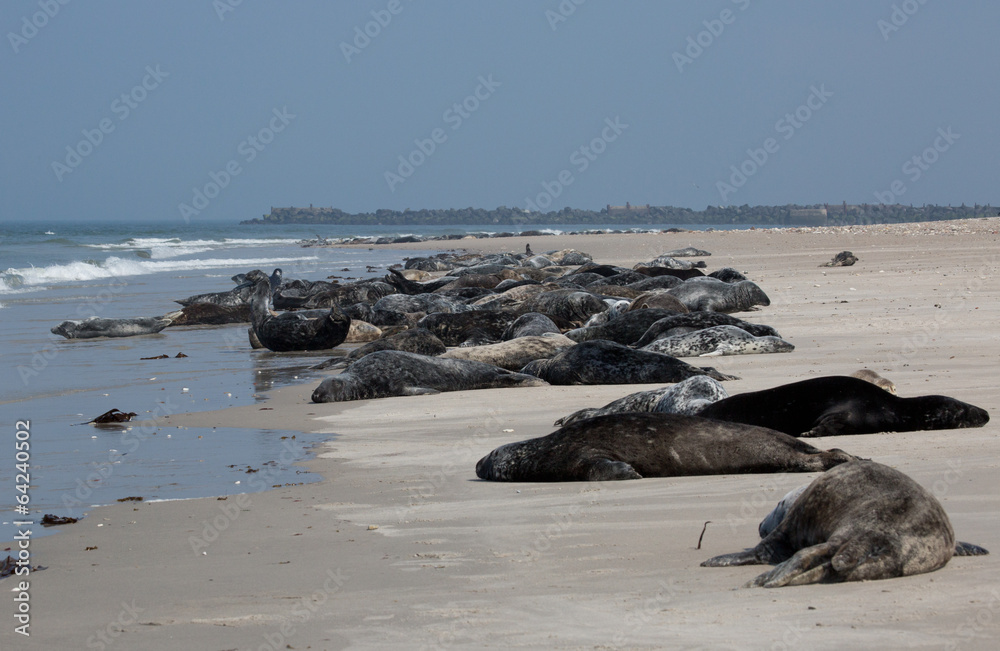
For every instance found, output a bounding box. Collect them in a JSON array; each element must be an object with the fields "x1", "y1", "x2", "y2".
[
  {"x1": 696, "y1": 376, "x2": 988, "y2": 437},
  {"x1": 701, "y1": 460, "x2": 989, "y2": 587}
]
